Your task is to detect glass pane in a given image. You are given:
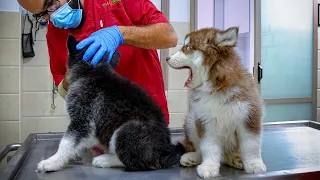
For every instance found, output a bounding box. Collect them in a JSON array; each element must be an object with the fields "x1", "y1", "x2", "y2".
[
  {"x1": 197, "y1": 0, "x2": 253, "y2": 73},
  {"x1": 197, "y1": 0, "x2": 214, "y2": 29},
  {"x1": 260, "y1": 0, "x2": 313, "y2": 99},
  {"x1": 263, "y1": 103, "x2": 311, "y2": 122},
  {"x1": 223, "y1": 0, "x2": 252, "y2": 72},
  {"x1": 157, "y1": 50, "x2": 160, "y2": 60}
]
